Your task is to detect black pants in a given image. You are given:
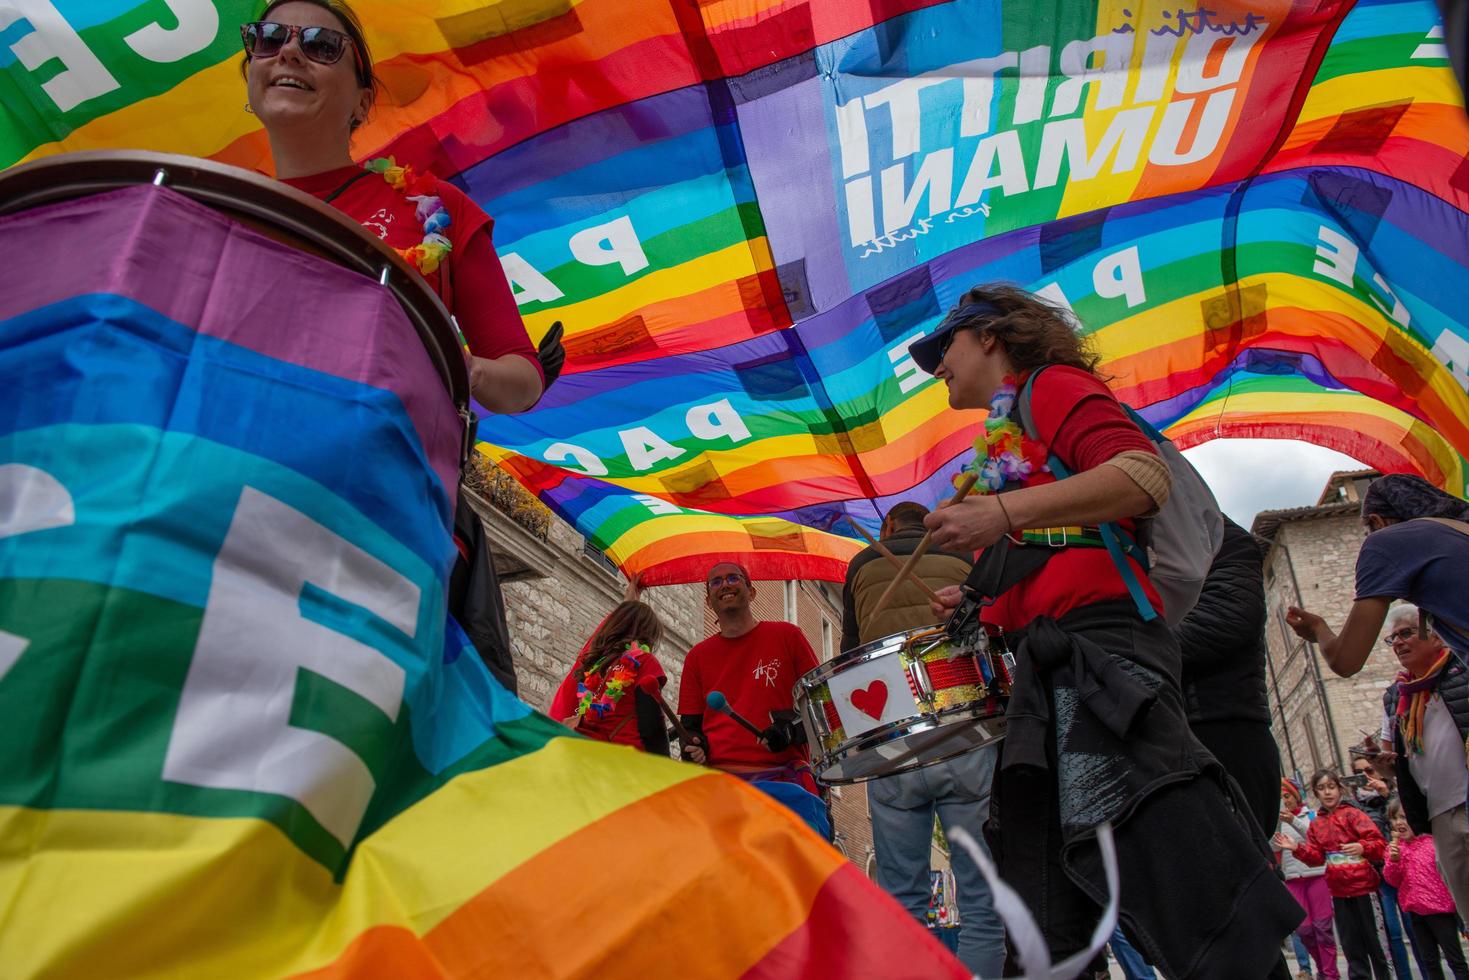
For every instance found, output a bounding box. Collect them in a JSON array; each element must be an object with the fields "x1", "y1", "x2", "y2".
[
  {"x1": 1335, "y1": 893, "x2": 1393, "y2": 980},
  {"x1": 1189, "y1": 719, "x2": 1281, "y2": 841},
  {"x1": 1411, "y1": 912, "x2": 1469, "y2": 980}
]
